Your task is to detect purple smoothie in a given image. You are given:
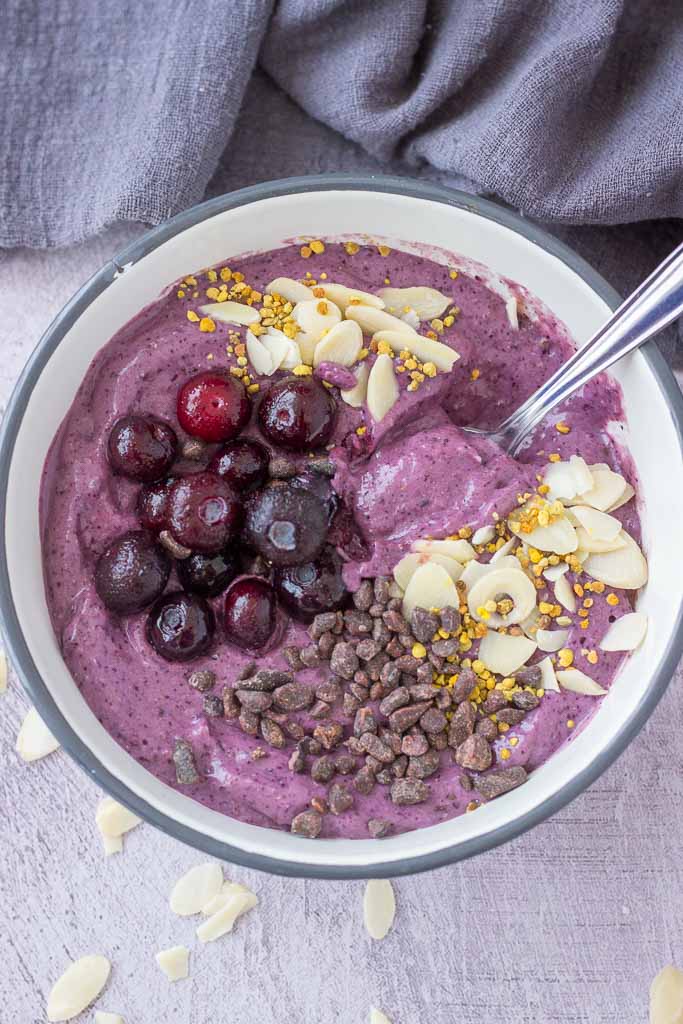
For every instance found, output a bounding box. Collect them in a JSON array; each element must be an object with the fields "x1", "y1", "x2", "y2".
[{"x1": 40, "y1": 242, "x2": 640, "y2": 838}]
